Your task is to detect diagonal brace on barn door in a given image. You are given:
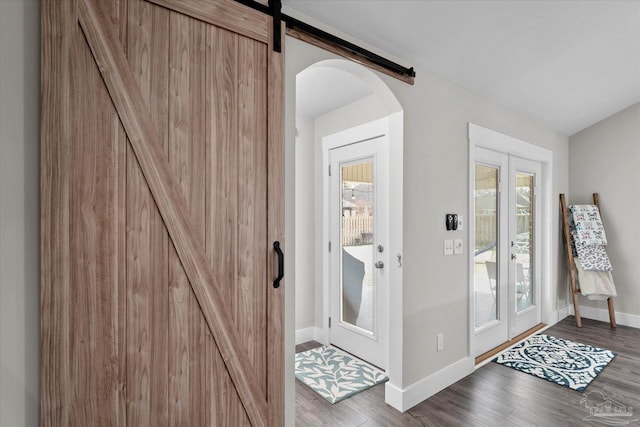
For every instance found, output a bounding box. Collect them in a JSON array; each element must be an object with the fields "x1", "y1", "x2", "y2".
[{"x1": 77, "y1": 0, "x2": 269, "y2": 425}]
